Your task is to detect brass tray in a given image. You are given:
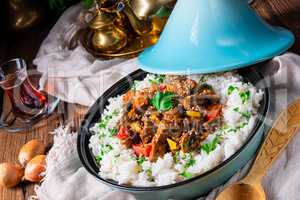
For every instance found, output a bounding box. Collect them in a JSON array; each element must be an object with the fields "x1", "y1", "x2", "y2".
[{"x1": 79, "y1": 17, "x2": 167, "y2": 59}]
